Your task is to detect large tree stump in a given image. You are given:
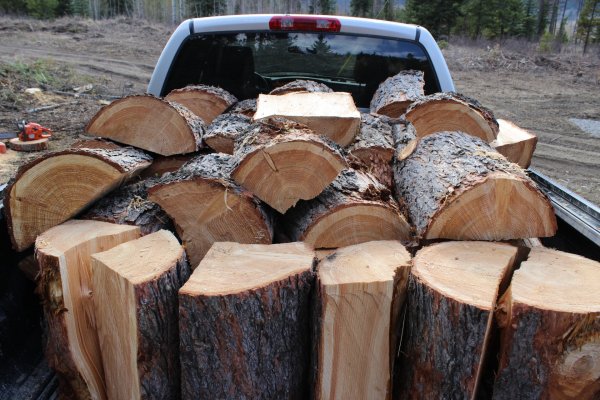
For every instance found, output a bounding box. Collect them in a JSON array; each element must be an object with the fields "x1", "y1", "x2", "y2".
[
  {"x1": 313, "y1": 240, "x2": 411, "y2": 400},
  {"x1": 269, "y1": 79, "x2": 333, "y2": 95},
  {"x1": 393, "y1": 131, "x2": 557, "y2": 240},
  {"x1": 204, "y1": 112, "x2": 252, "y2": 154},
  {"x1": 228, "y1": 98, "x2": 257, "y2": 117},
  {"x1": 179, "y1": 242, "x2": 315, "y2": 400},
  {"x1": 369, "y1": 70, "x2": 425, "y2": 117},
  {"x1": 404, "y1": 92, "x2": 499, "y2": 142},
  {"x1": 284, "y1": 169, "x2": 412, "y2": 248},
  {"x1": 148, "y1": 153, "x2": 273, "y2": 268},
  {"x1": 254, "y1": 92, "x2": 361, "y2": 146},
  {"x1": 4, "y1": 146, "x2": 151, "y2": 251},
  {"x1": 232, "y1": 117, "x2": 346, "y2": 213},
  {"x1": 82, "y1": 178, "x2": 173, "y2": 235},
  {"x1": 396, "y1": 241, "x2": 519, "y2": 400},
  {"x1": 85, "y1": 94, "x2": 205, "y2": 156},
  {"x1": 493, "y1": 248, "x2": 600, "y2": 400},
  {"x1": 490, "y1": 119, "x2": 538, "y2": 168},
  {"x1": 36, "y1": 220, "x2": 141, "y2": 400},
  {"x1": 7, "y1": 137, "x2": 49, "y2": 152},
  {"x1": 165, "y1": 85, "x2": 237, "y2": 124},
  {"x1": 92, "y1": 230, "x2": 190, "y2": 400}
]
